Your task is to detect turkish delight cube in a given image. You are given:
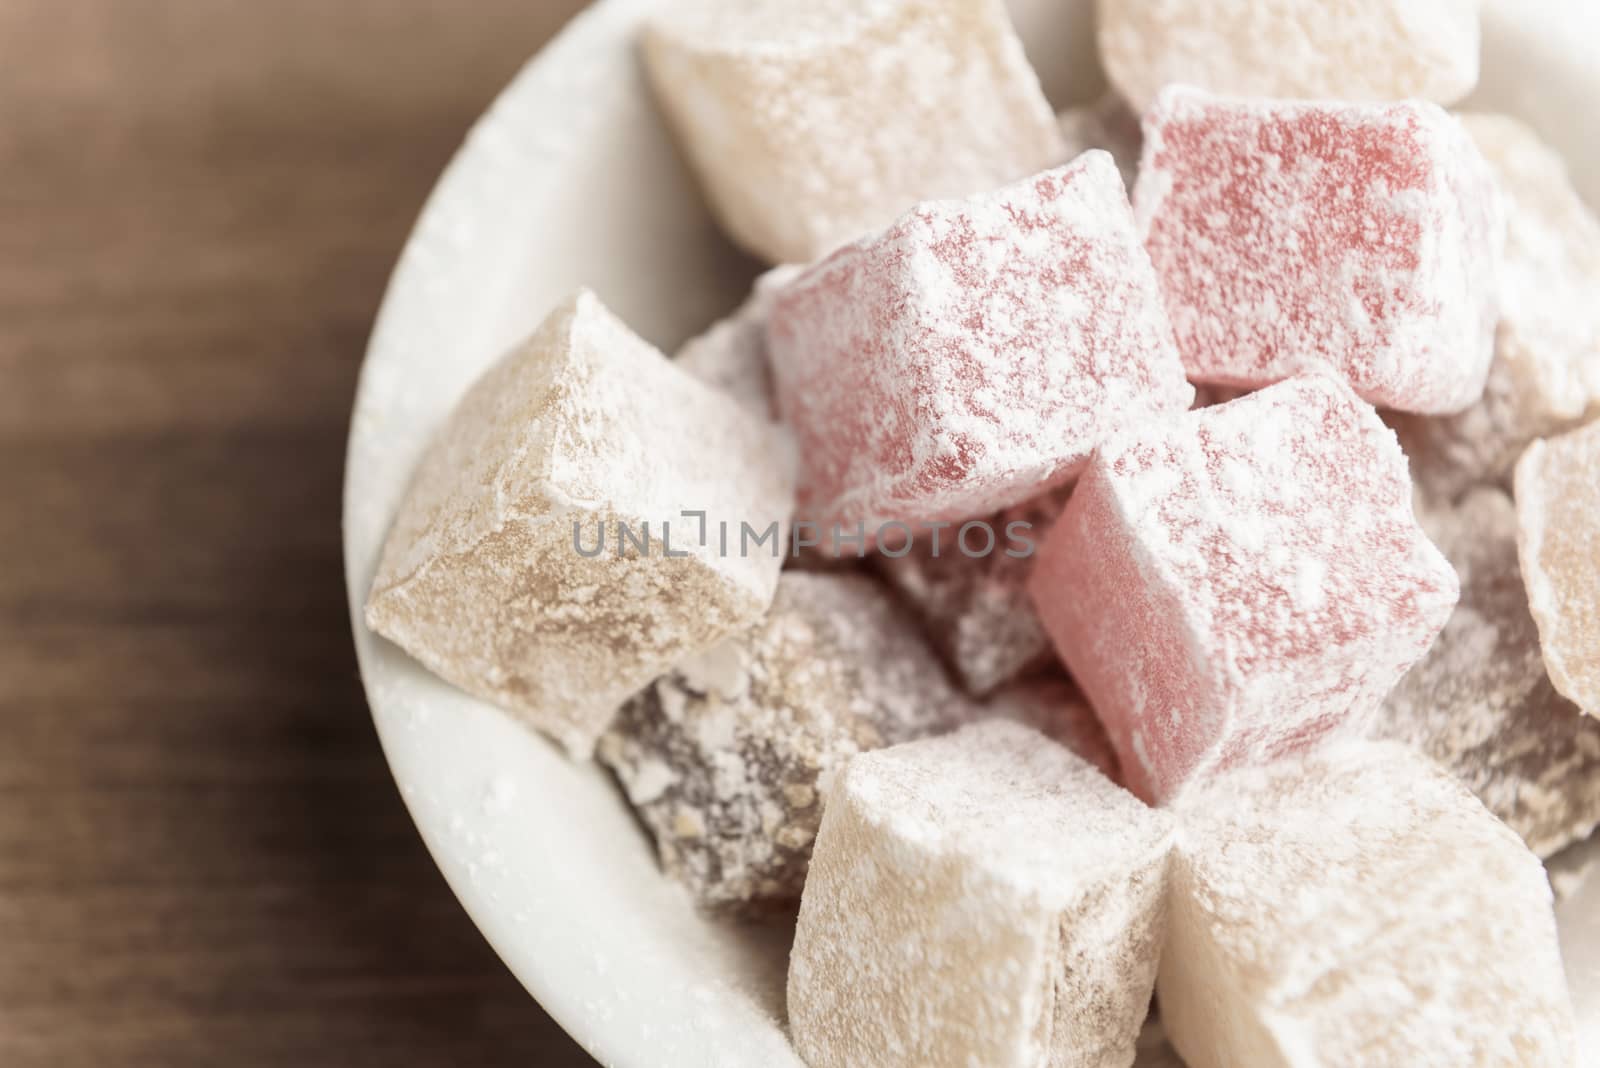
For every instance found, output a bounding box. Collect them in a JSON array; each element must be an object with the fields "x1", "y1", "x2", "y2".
[
  {"x1": 770, "y1": 153, "x2": 1193, "y2": 531},
  {"x1": 1028, "y1": 374, "x2": 1458, "y2": 803},
  {"x1": 1135, "y1": 86, "x2": 1502, "y2": 414},
  {"x1": 1516, "y1": 419, "x2": 1600, "y2": 718},
  {"x1": 364, "y1": 290, "x2": 795, "y2": 757},
  {"x1": 597, "y1": 571, "x2": 973, "y2": 912},
  {"x1": 1376, "y1": 487, "x2": 1600, "y2": 857},
  {"x1": 1159, "y1": 742, "x2": 1576, "y2": 1067},
  {"x1": 1397, "y1": 113, "x2": 1600, "y2": 501},
  {"x1": 873, "y1": 488, "x2": 1067, "y2": 695},
  {"x1": 643, "y1": 0, "x2": 1063, "y2": 265},
  {"x1": 1098, "y1": 0, "x2": 1480, "y2": 114},
  {"x1": 788, "y1": 720, "x2": 1174, "y2": 1068}
]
